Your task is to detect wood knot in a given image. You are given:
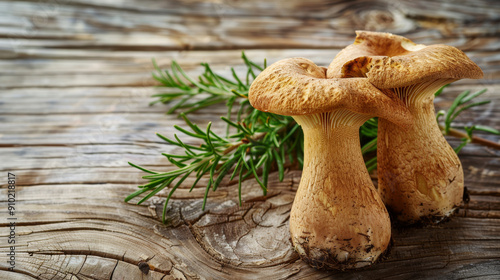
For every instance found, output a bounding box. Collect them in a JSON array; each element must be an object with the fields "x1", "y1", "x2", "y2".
[
  {"x1": 138, "y1": 261, "x2": 150, "y2": 275},
  {"x1": 358, "y1": 10, "x2": 396, "y2": 31}
]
